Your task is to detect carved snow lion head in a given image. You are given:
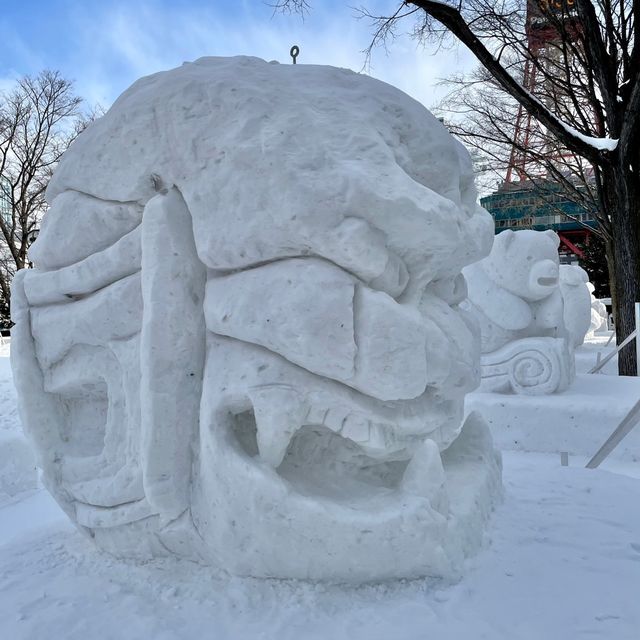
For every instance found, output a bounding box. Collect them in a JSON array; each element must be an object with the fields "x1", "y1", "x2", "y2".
[{"x1": 12, "y1": 57, "x2": 500, "y2": 581}]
